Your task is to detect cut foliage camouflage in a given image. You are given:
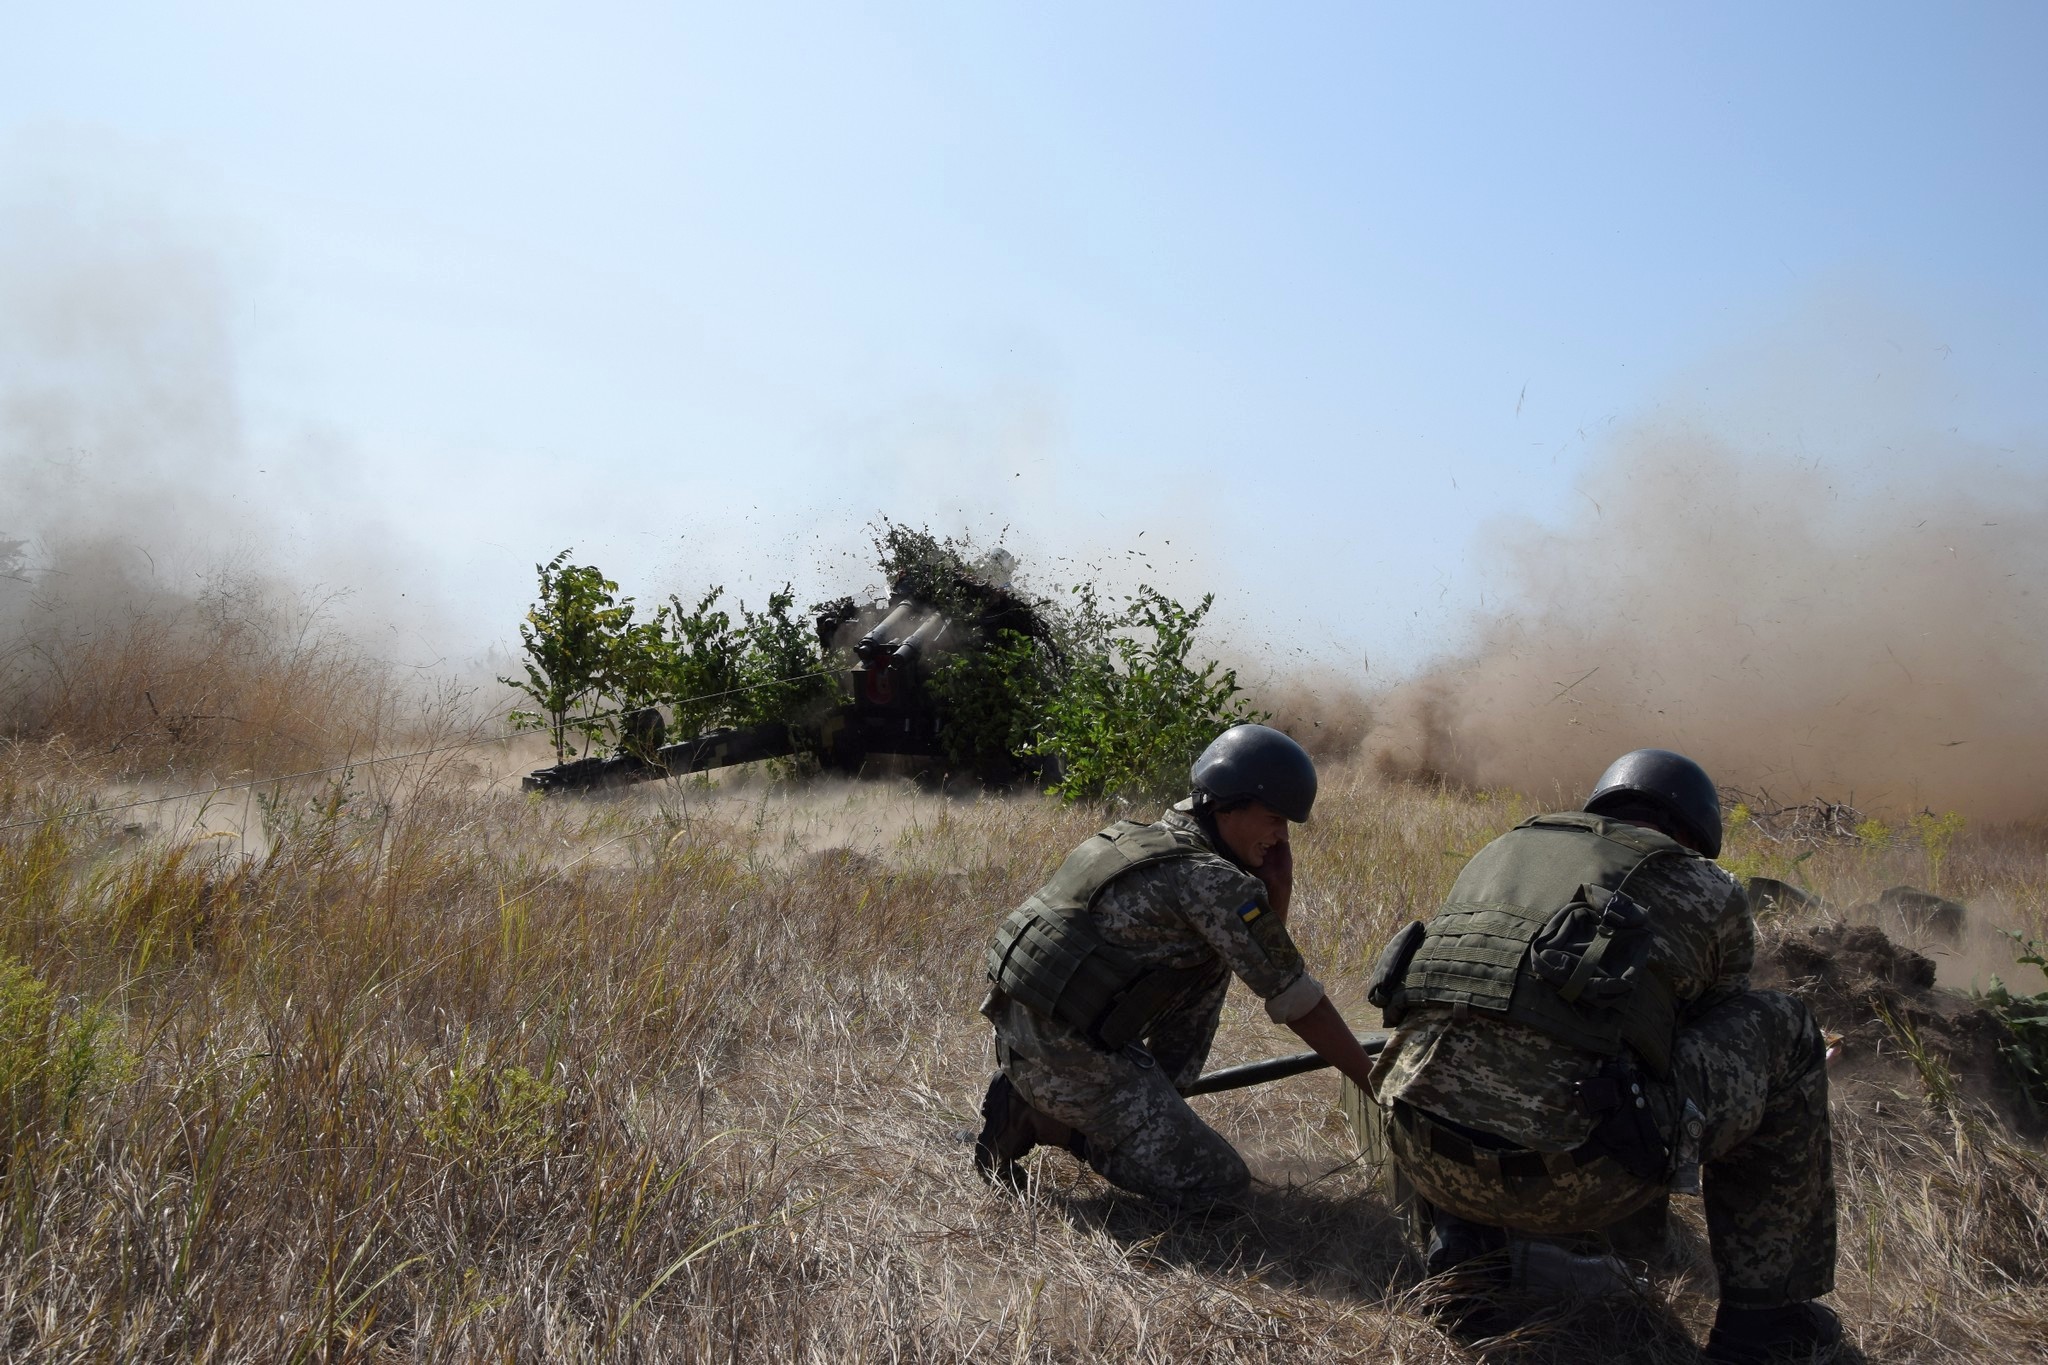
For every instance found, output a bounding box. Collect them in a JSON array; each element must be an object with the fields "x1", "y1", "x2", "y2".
[{"x1": 511, "y1": 522, "x2": 1259, "y2": 804}]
